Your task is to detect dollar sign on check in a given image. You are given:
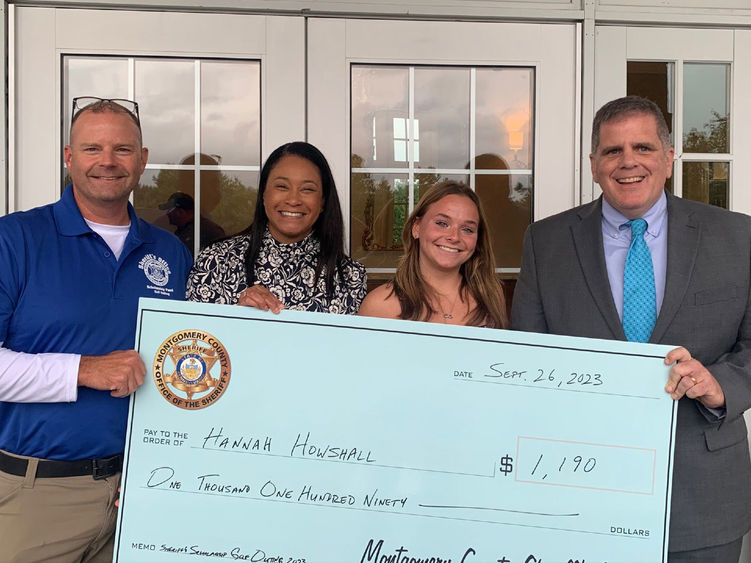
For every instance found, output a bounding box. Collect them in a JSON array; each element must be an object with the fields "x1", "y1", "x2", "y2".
[{"x1": 499, "y1": 455, "x2": 514, "y2": 475}]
